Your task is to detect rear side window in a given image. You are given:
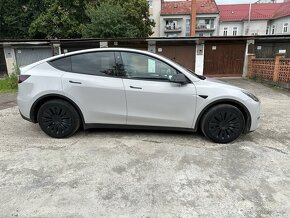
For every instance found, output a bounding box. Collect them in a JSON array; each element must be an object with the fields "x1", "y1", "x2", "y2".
[
  {"x1": 49, "y1": 57, "x2": 72, "y2": 72},
  {"x1": 71, "y1": 52, "x2": 116, "y2": 76}
]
